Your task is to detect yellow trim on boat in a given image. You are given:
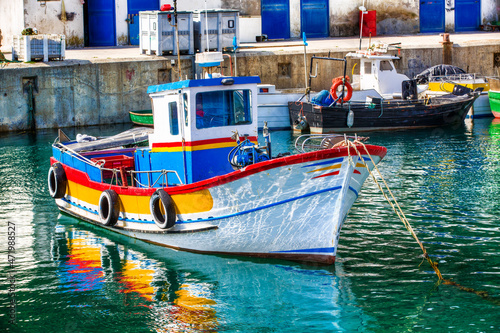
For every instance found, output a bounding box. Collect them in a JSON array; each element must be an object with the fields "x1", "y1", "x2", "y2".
[
  {"x1": 67, "y1": 180, "x2": 214, "y2": 214},
  {"x1": 151, "y1": 141, "x2": 258, "y2": 153},
  {"x1": 428, "y1": 81, "x2": 489, "y2": 92},
  {"x1": 307, "y1": 164, "x2": 341, "y2": 173}
]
